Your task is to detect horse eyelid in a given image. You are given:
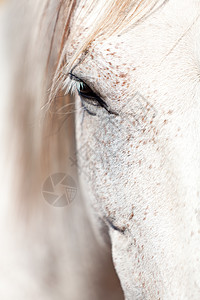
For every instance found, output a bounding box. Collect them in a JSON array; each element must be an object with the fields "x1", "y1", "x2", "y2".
[
  {"x1": 68, "y1": 72, "x2": 118, "y2": 116},
  {"x1": 69, "y1": 72, "x2": 105, "y2": 103}
]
